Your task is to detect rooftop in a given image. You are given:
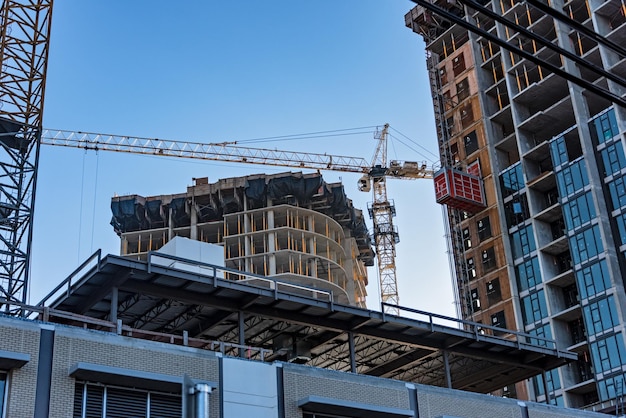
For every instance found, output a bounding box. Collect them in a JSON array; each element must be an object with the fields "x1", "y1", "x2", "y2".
[{"x1": 34, "y1": 250, "x2": 577, "y2": 394}]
